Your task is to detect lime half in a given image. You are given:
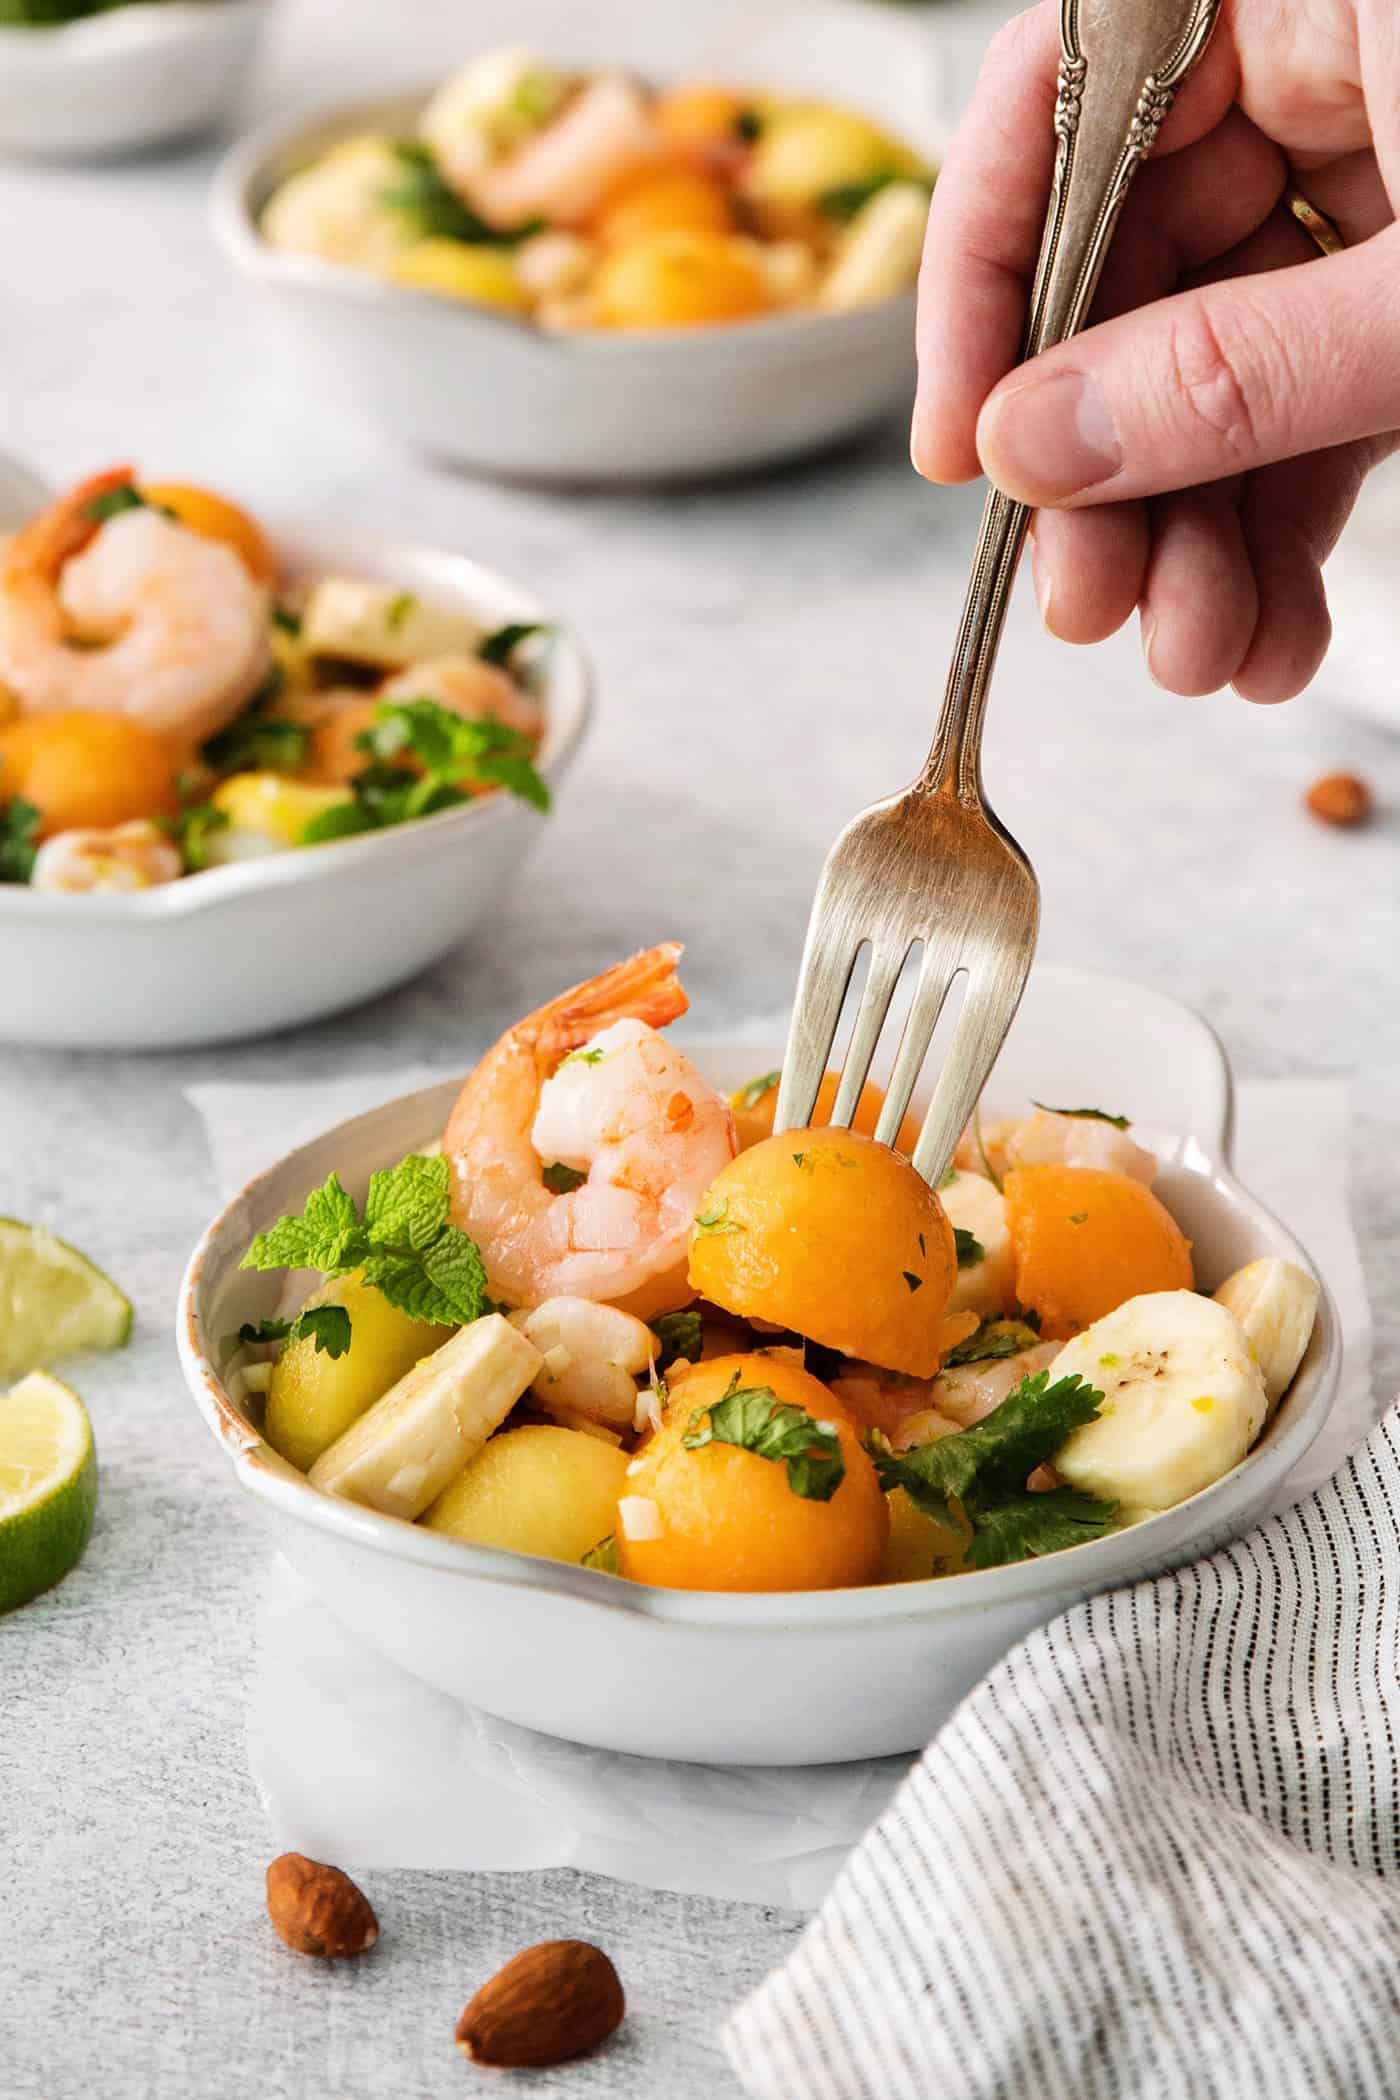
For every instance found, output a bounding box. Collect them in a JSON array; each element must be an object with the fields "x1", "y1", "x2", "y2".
[
  {"x1": 0, "y1": 1219, "x2": 131, "y2": 1381},
  {"x1": 0, "y1": 1372, "x2": 97, "y2": 1613}
]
